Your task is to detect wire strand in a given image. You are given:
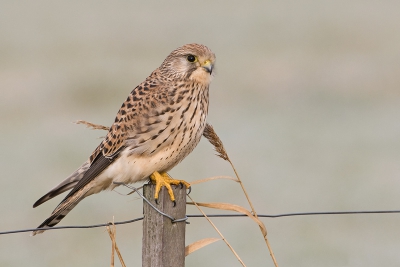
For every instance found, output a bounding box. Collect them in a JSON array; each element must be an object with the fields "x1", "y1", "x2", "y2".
[
  {"x1": 0, "y1": 217, "x2": 144, "y2": 235},
  {"x1": 2, "y1": 210, "x2": 400, "y2": 236},
  {"x1": 113, "y1": 182, "x2": 189, "y2": 223}
]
